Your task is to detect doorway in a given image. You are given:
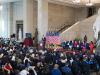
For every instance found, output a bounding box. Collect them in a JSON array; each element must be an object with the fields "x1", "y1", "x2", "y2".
[{"x1": 16, "y1": 20, "x2": 23, "y2": 41}]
